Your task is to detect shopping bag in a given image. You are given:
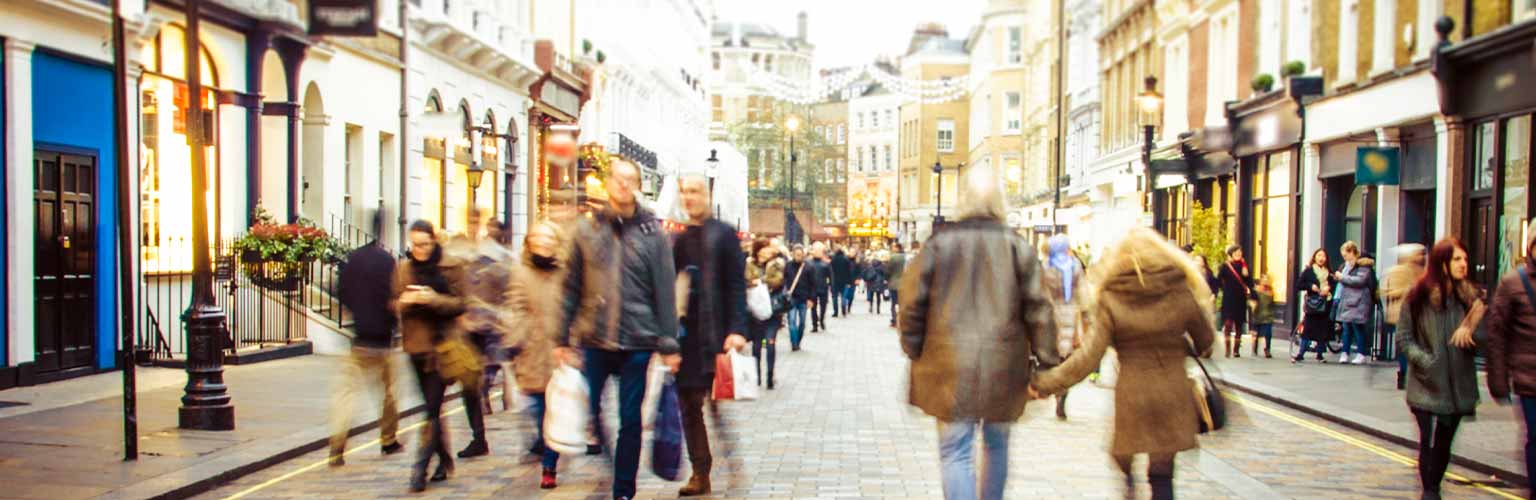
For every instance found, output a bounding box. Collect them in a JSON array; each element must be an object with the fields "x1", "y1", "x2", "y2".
[
  {"x1": 712, "y1": 353, "x2": 735, "y2": 400},
  {"x1": 543, "y1": 365, "x2": 591, "y2": 455},
  {"x1": 729, "y1": 348, "x2": 759, "y2": 401},
  {"x1": 641, "y1": 355, "x2": 669, "y2": 430},
  {"x1": 747, "y1": 282, "x2": 773, "y2": 320},
  {"x1": 650, "y1": 378, "x2": 684, "y2": 481}
]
